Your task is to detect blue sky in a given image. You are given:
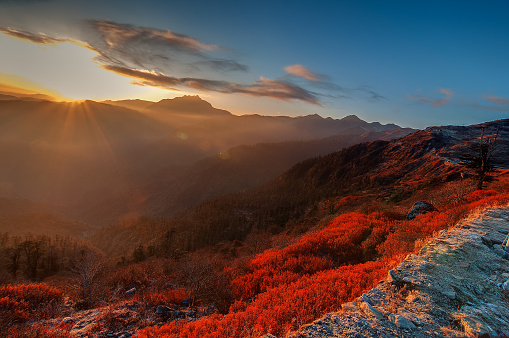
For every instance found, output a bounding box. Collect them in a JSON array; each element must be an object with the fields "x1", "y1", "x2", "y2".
[{"x1": 0, "y1": 0, "x2": 508, "y2": 128}]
